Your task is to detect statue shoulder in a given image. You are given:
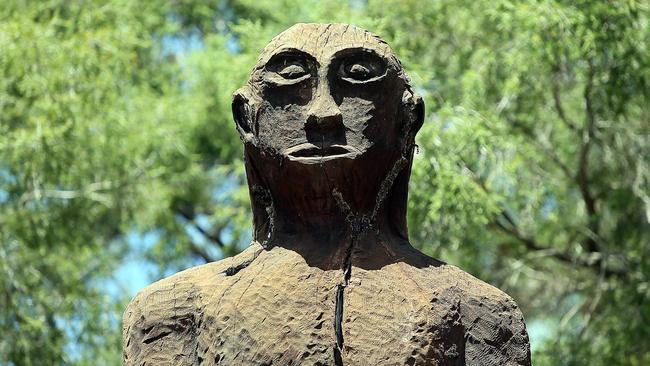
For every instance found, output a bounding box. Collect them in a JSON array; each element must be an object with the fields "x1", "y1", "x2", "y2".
[
  {"x1": 122, "y1": 243, "x2": 264, "y2": 365},
  {"x1": 432, "y1": 264, "x2": 532, "y2": 366}
]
